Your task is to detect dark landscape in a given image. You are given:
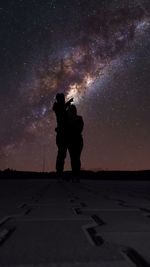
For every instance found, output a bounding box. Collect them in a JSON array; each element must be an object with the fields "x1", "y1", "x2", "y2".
[{"x1": 1, "y1": 169, "x2": 150, "y2": 180}]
